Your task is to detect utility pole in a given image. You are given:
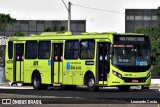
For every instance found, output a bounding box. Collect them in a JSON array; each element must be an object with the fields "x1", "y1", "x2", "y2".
[
  {"x1": 62, "y1": 1, "x2": 71, "y2": 31},
  {"x1": 68, "y1": 2, "x2": 71, "y2": 31}
]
